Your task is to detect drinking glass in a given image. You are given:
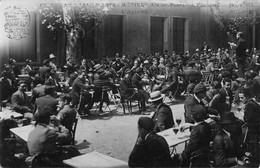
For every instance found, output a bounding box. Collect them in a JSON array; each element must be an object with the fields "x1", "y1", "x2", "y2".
[
  {"x1": 173, "y1": 125, "x2": 179, "y2": 135},
  {"x1": 176, "y1": 117, "x2": 182, "y2": 126}
]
